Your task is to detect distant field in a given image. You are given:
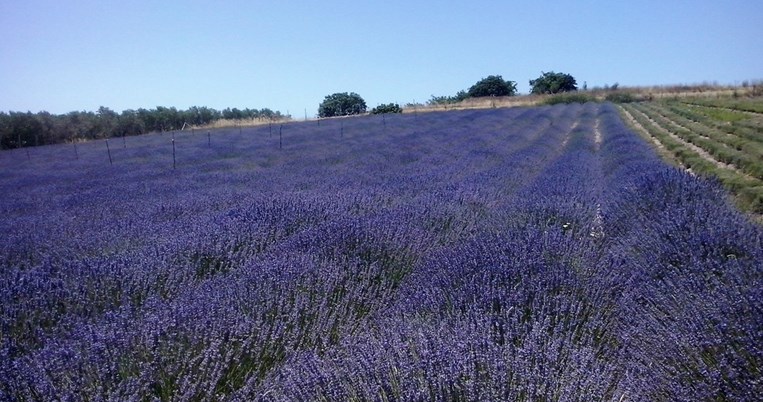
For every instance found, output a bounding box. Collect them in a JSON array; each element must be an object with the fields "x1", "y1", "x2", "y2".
[
  {"x1": 618, "y1": 96, "x2": 763, "y2": 216},
  {"x1": 1, "y1": 103, "x2": 761, "y2": 400},
  {"x1": 407, "y1": 84, "x2": 757, "y2": 114}
]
